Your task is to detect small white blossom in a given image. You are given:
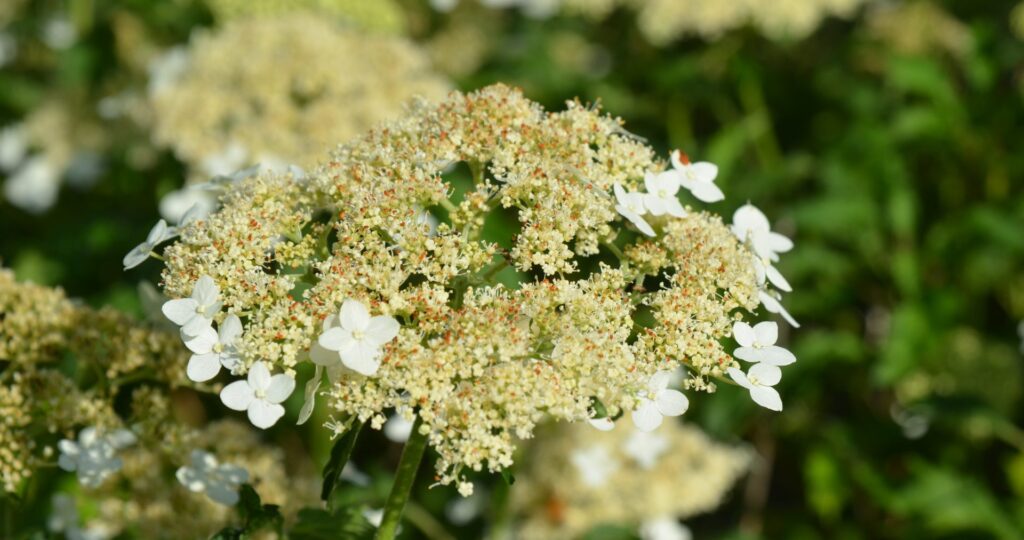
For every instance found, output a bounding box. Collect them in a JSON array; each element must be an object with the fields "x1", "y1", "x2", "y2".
[
  {"x1": 733, "y1": 321, "x2": 796, "y2": 366},
  {"x1": 161, "y1": 275, "x2": 221, "y2": 336},
  {"x1": 570, "y1": 445, "x2": 618, "y2": 487},
  {"x1": 728, "y1": 363, "x2": 783, "y2": 411},
  {"x1": 317, "y1": 299, "x2": 400, "y2": 376},
  {"x1": 3, "y1": 155, "x2": 60, "y2": 213},
  {"x1": 614, "y1": 183, "x2": 655, "y2": 237},
  {"x1": 623, "y1": 429, "x2": 669, "y2": 469},
  {"x1": 640, "y1": 517, "x2": 692, "y2": 540},
  {"x1": 642, "y1": 171, "x2": 687, "y2": 217},
  {"x1": 123, "y1": 219, "x2": 177, "y2": 270},
  {"x1": 631, "y1": 370, "x2": 689, "y2": 432},
  {"x1": 176, "y1": 449, "x2": 248, "y2": 506},
  {"x1": 732, "y1": 203, "x2": 793, "y2": 262},
  {"x1": 58, "y1": 428, "x2": 136, "y2": 488},
  {"x1": 671, "y1": 150, "x2": 723, "y2": 203},
  {"x1": 183, "y1": 314, "x2": 244, "y2": 382},
  {"x1": 220, "y1": 361, "x2": 296, "y2": 429}
]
